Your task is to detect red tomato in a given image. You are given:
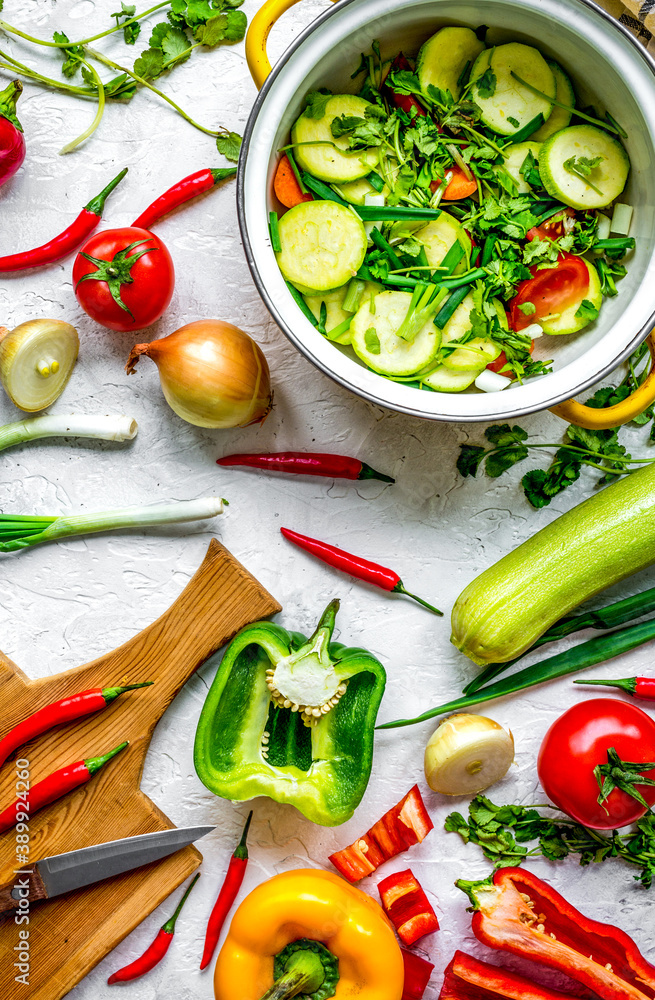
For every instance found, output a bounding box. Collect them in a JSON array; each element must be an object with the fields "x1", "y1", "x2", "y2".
[
  {"x1": 526, "y1": 207, "x2": 576, "y2": 243},
  {"x1": 487, "y1": 339, "x2": 534, "y2": 375},
  {"x1": 73, "y1": 227, "x2": 175, "y2": 332},
  {"x1": 509, "y1": 252, "x2": 589, "y2": 332},
  {"x1": 537, "y1": 698, "x2": 655, "y2": 830}
]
